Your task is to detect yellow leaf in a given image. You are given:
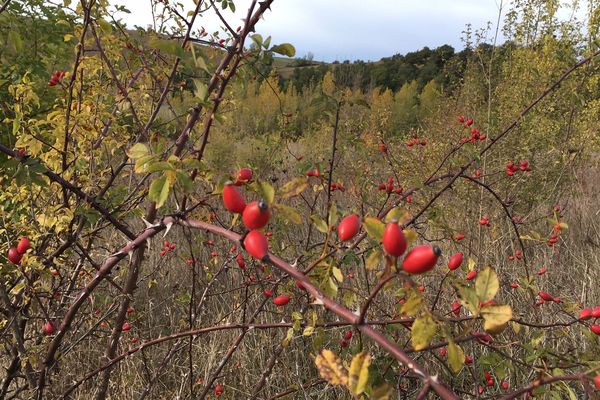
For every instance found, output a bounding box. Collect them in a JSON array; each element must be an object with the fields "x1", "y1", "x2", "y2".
[
  {"x1": 481, "y1": 304, "x2": 513, "y2": 332},
  {"x1": 257, "y1": 180, "x2": 275, "y2": 205},
  {"x1": 411, "y1": 313, "x2": 436, "y2": 350},
  {"x1": 365, "y1": 250, "x2": 382, "y2": 271},
  {"x1": 314, "y1": 349, "x2": 348, "y2": 385},
  {"x1": 363, "y1": 217, "x2": 385, "y2": 241},
  {"x1": 311, "y1": 214, "x2": 329, "y2": 233},
  {"x1": 348, "y1": 352, "x2": 371, "y2": 395},
  {"x1": 400, "y1": 292, "x2": 423, "y2": 317},
  {"x1": 447, "y1": 341, "x2": 465, "y2": 373},
  {"x1": 332, "y1": 266, "x2": 344, "y2": 283},
  {"x1": 303, "y1": 326, "x2": 315, "y2": 336},
  {"x1": 403, "y1": 229, "x2": 417, "y2": 245},
  {"x1": 475, "y1": 267, "x2": 499, "y2": 302},
  {"x1": 274, "y1": 203, "x2": 302, "y2": 224},
  {"x1": 278, "y1": 177, "x2": 308, "y2": 198}
]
